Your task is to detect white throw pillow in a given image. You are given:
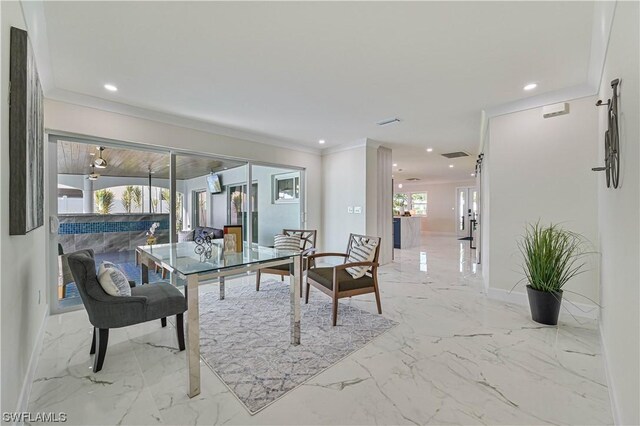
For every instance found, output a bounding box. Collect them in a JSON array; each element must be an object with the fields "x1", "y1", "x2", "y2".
[
  {"x1": 274, "y1": 234, "x2": 301, "y2": 251},
  {"x1": 345, "y1": 240, "x2": 378, "y2": 279},
  {"x1": 97, "y1": 262, "x2": 131, "y2": 297}
]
